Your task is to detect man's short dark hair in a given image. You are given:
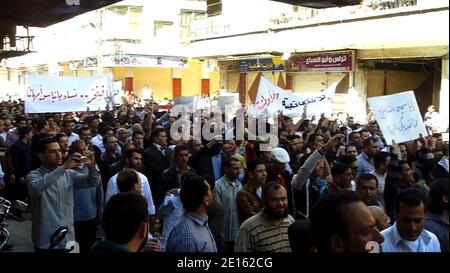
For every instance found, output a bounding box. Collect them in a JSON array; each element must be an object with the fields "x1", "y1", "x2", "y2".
[
  {"x1": 18, "y1": 126, "x2": 33, "y2": 139},
  {"x1": 103, "y1": 192, "x2": 148, "y2": 245},
  {"x1": 331, "y1": 162, "x2": 351, "y2": 178},
  {"x1": 345, "y1": 145, "x2": 357, "y2": 152},
  {"x1": 80, "y1": 126, "x2": 91, "y2": 134},
  {"x1": 288, "y1": 219, "x2": 314, "y2": 253},
  {"x1": 338, "y1": 155, "x2": 357, "y2": 166},
  {"x1": 122, "y1": 148, "x2": 142, "y2": 164},
  {"x1": 428, "y1": 178, "x2": 448, "y2": 214},
  {"x1": 286, "y1": 135, "x2": 301, "y2": 142},
  {"x1": 222, "y1": 157, "x2": 240, "y2": 169},
  {"x1": 373, "y1": 152, "x2": 390, "y2": 169},
  {"x1": 34, "y1": 119, "x2": 48, "y2": 131},
  {"x1": 150, "y1": 127, "x2": 166, "y2": 143},
  {"x1": 117, "y1": 169, "x2": 139, "y2": 193},
  {"x1": 363, "y1": 137, "x2": 378, "y2": 147},
  {"x1": 174, "y1": 144, "x2": 188, "y2": 156},
  {"x1": 98, "y1": 122, "x2": 110, "y2": 136},
  {"x1": 357, "y1": 173, "x2": 379, "y2": 188},
  {"x1": 261, "y1": 182, "x2": 282, "y2": 200},
  {"x1": 349, "y1": 132, "x2": 360, "y2": 141},
  {"x1": 62, "y1": 119, "x2": 76, "y2": 128},
  {"x1": 247, "y1": 159, "x2": 265, "y2": 173},
  {"x1": 310, "y1": 191, "x2": 362, "y2": 252},
  {"x1": 132, "y1": 130, "x2": 144, "y2": 139},
  {"x1": 36, "y1": 137, "x2": 58, "y2": 154},
  {"x1": 54, "y1": 133, "x2": 67, "y2": 142},
  {"x1": 180, "y1": 175, "x2": 208, "y2": 212},
  {"x1": 394, "y1": 187, "x2": 428, "y2": 213},
  {"x1": 307, "y1": 133, "x2": 323, "y2": 144},
  {"x1": 102, "y1": 135, "x2": 116, "y2": 146}
]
